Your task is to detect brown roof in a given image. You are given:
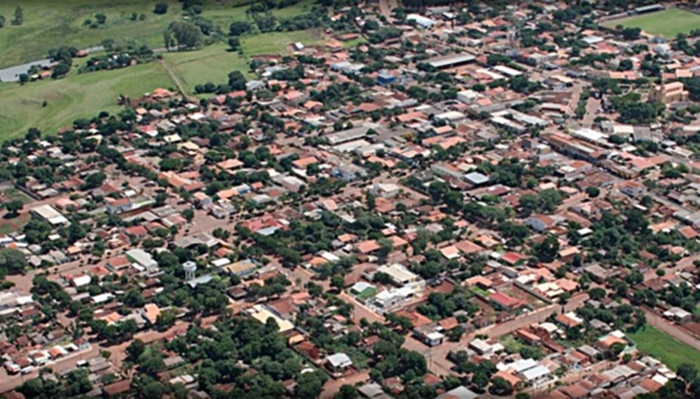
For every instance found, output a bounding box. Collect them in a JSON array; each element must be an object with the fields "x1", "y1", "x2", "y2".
[{"x1": 103, "y1": 380, "x2": 131, "y2": 396}]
